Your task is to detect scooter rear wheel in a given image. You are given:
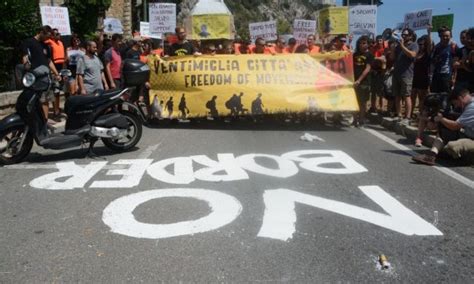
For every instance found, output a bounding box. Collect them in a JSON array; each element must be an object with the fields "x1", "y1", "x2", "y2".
[
  {"x1": 101, "y1": 111, "x2": 142, "y2": 152},
  {"x1": 0, "y1": 126, "x2": 33, "y2": 165}
]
